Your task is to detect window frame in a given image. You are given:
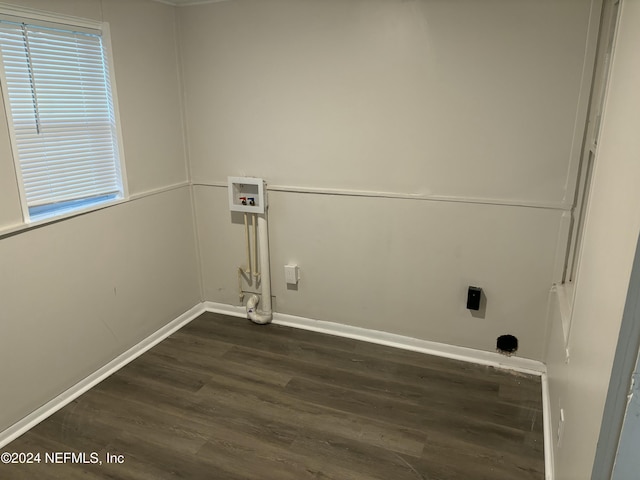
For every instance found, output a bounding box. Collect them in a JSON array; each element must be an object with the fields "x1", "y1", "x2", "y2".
[{"x1": 0, "y1": 5, "x2": 128, "y2": 226}]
